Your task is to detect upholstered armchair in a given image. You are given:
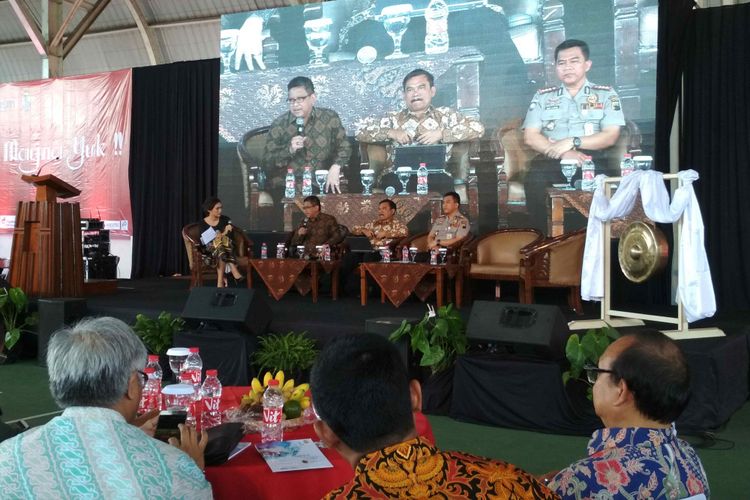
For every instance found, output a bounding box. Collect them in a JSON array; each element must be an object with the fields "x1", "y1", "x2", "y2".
[
  {"x1": 182, "y1": 223, "x2": 253, "y2": 288},
  {"x1": 395, "y1": 231, "x2": 472, "y2": 264},
  {"x1": 237, "y1": 126, "x2": 273, "y2": 230},
  {"x1": 518, "y1": 228, "x2": 586, "y2": 314},
  {"x1": 461, "y1": 228, "x2": 544, "y2": 300}
]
